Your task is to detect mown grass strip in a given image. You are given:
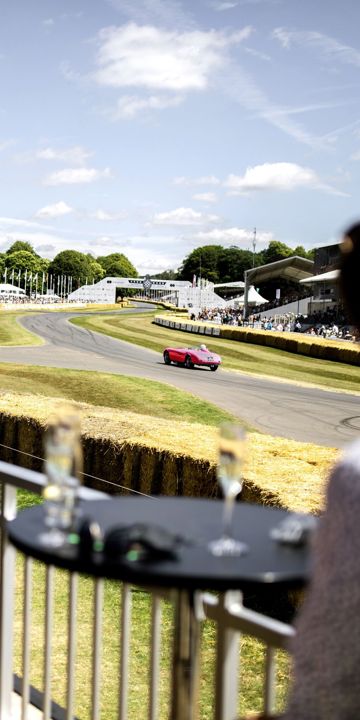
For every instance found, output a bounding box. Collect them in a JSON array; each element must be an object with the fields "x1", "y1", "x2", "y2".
[
  {"x1": 0, "y1": 362, "x2": 237, "y2": 428},
  {"x1": 72, "y1": 312, "x2": 360, "y2": 394},
  {"x1": 0, "y1": 313, "x2": 43, "y2": 346}
]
